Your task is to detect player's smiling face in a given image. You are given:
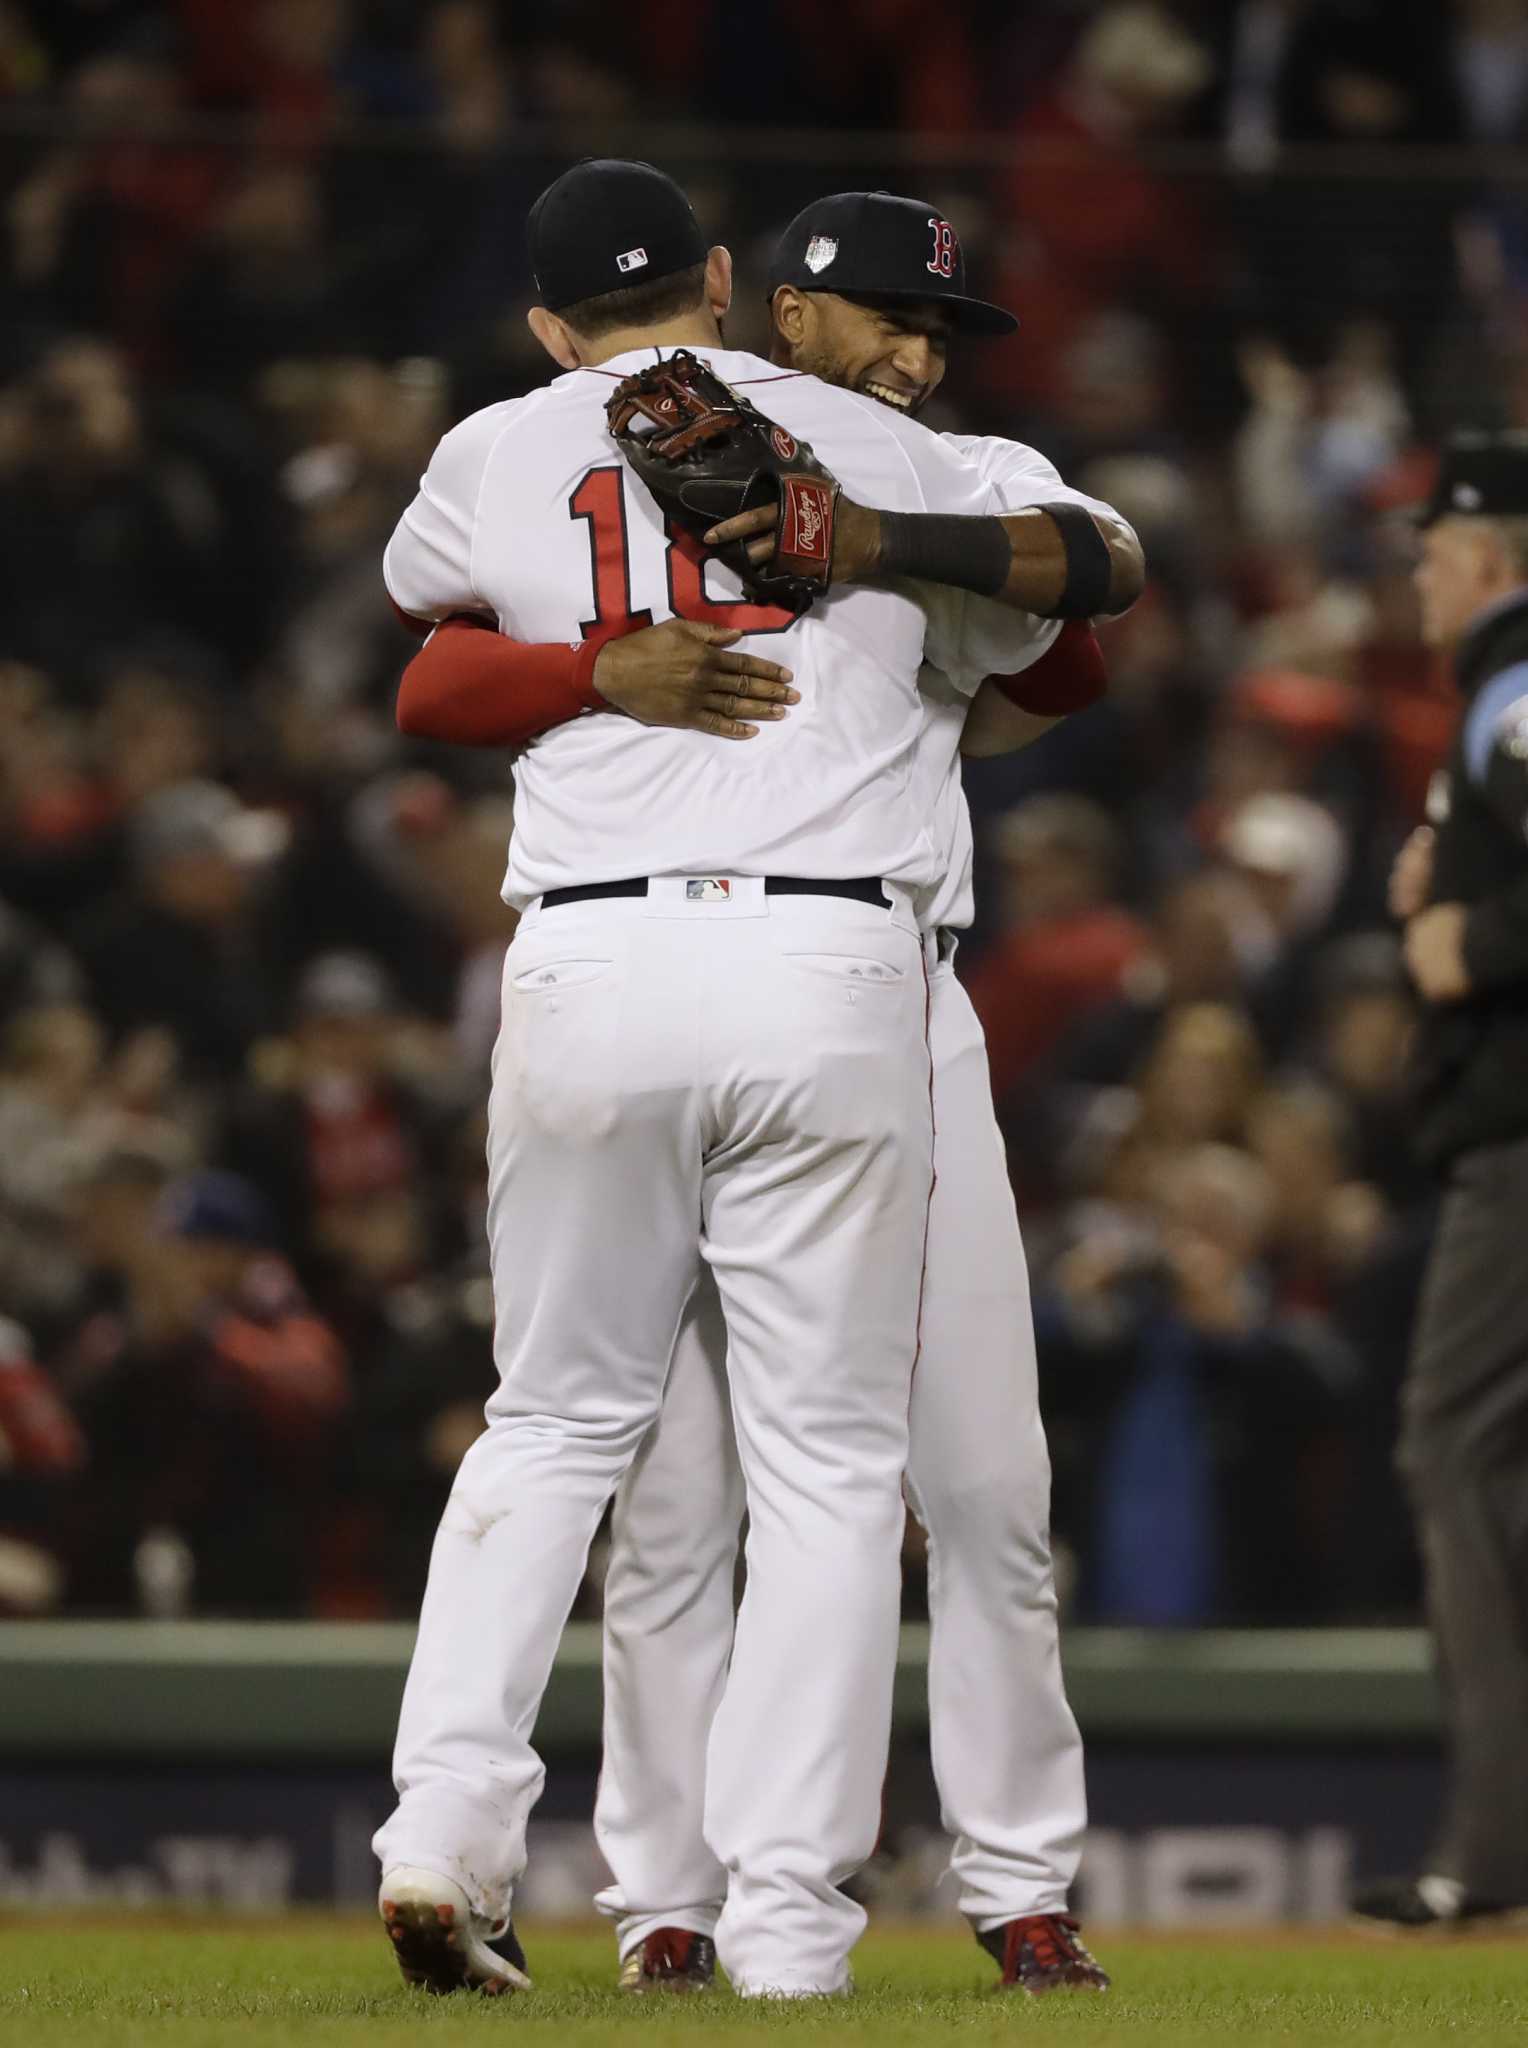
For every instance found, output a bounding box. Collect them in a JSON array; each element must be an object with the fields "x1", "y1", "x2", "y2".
[{"x1": 782, "y1": 291, "x2": 951, "y2": 416}]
